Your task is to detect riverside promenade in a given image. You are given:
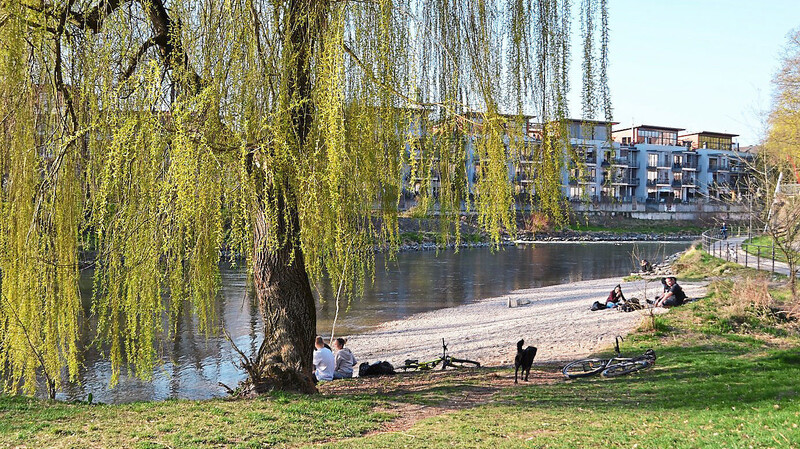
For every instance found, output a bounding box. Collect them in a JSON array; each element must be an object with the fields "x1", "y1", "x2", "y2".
[{"x1": 704, "y1": 233, "x2": 798, "y2": 277}]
